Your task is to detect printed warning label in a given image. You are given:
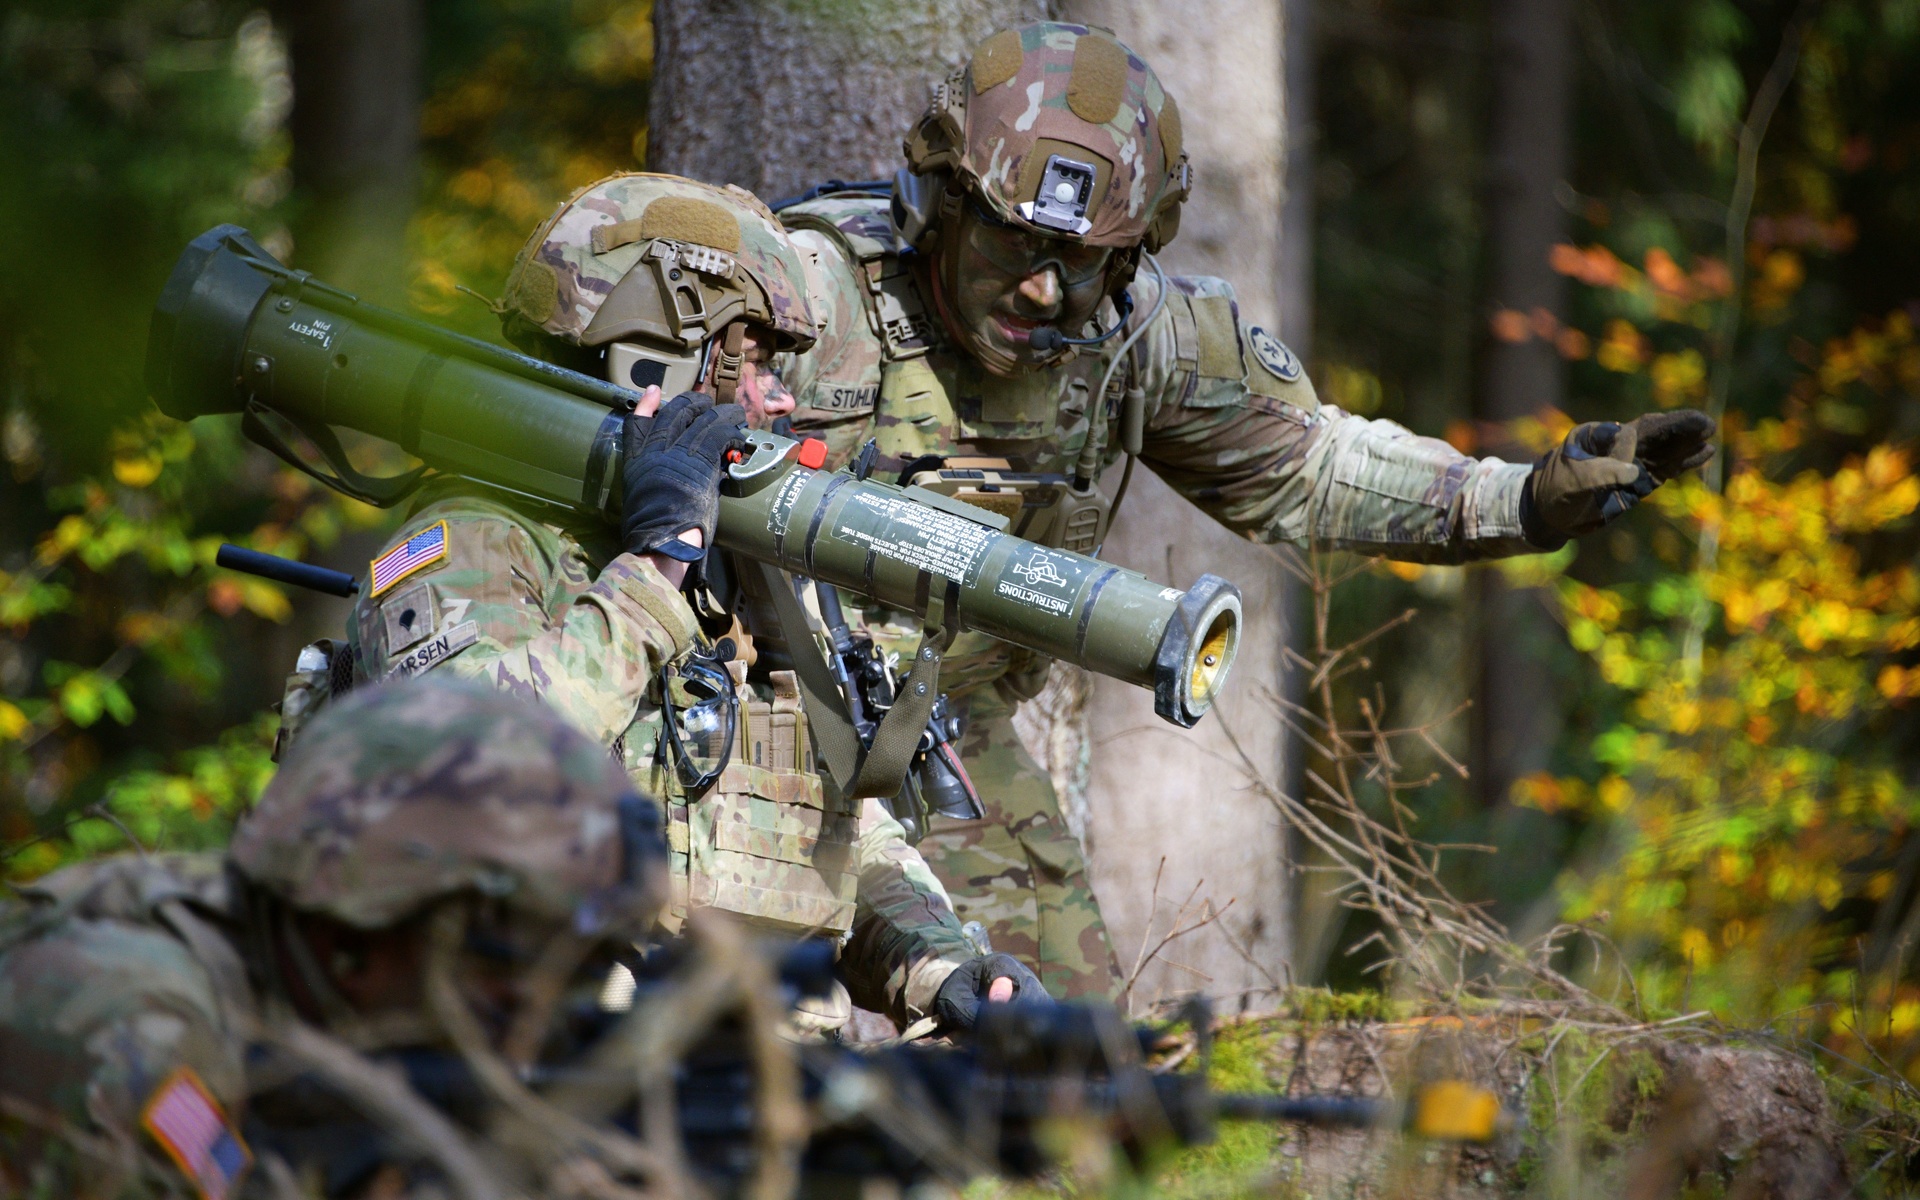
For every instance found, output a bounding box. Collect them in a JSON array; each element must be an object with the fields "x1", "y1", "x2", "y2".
[
  {"x1": 836, "y1": 491, "x2": 996, "y2": 585},
  {"x1": 767, "y1": 470, "x2": 811, "y2": 539}
]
